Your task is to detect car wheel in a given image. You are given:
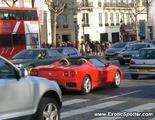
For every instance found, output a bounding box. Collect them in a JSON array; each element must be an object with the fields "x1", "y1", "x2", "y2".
[
  {"x1": 81, "y1": 75, "x2": 91, "y2": 95},
  {"x1": 119, "y1": 60, "x2": 125, "y2": 65},
  {"x1": 34, "y1": 97, "x2": 60, "y2": 120},
  {"x1": 111, "y1": 71, "x2": 121, "y2": 88},
  {"x1": 131, "y1": 74, "x2": 139, "y2": 80}
]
